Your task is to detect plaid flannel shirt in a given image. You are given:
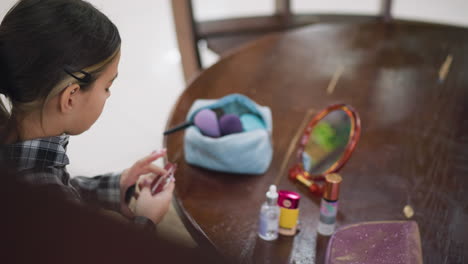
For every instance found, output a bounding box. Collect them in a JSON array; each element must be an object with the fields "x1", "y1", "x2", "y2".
[{"x1": 1, "y1": 135, "x2": 154, "y2": 230}]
